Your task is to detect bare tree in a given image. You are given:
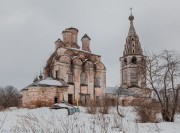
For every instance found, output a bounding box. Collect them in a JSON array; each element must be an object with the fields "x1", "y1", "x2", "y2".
[
  {"x1": 0, "y1": 85, "x2": 20, "y2": 109},
  {"x1": 115, "y1": 88, "x2": 124, "y2": 118},
  {"x1": 141, "y1": 50, "x2": 180, "y2": 122}
]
